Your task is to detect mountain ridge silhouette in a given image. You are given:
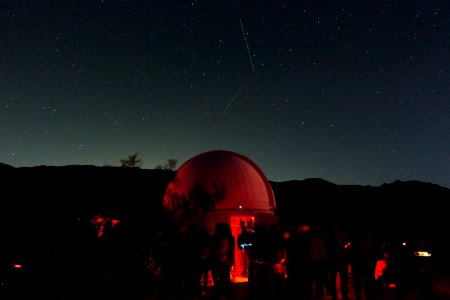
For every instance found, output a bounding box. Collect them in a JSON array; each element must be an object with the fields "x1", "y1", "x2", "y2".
[{"x1": 1, "y1": 163, "x2": 448, "y2": 235}]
